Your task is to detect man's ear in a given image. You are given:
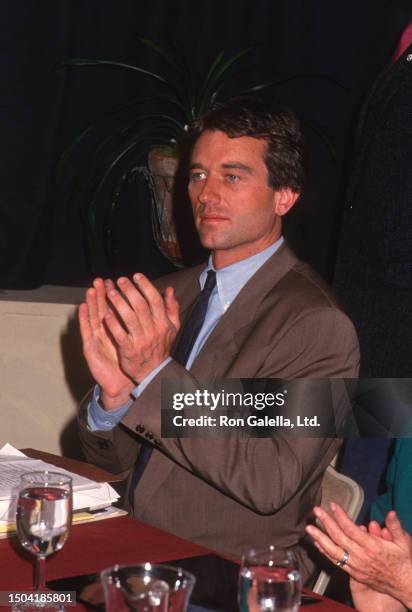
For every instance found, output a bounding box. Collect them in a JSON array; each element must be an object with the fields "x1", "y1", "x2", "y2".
[{"x1": 273, "y1": 188, "x2": 300, "y2": 216}]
